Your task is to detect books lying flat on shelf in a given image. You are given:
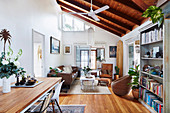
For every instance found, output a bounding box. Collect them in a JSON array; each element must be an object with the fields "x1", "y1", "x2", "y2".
[{"x1": 140, "y1": 87, "x2": 163, "y2": 113}]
